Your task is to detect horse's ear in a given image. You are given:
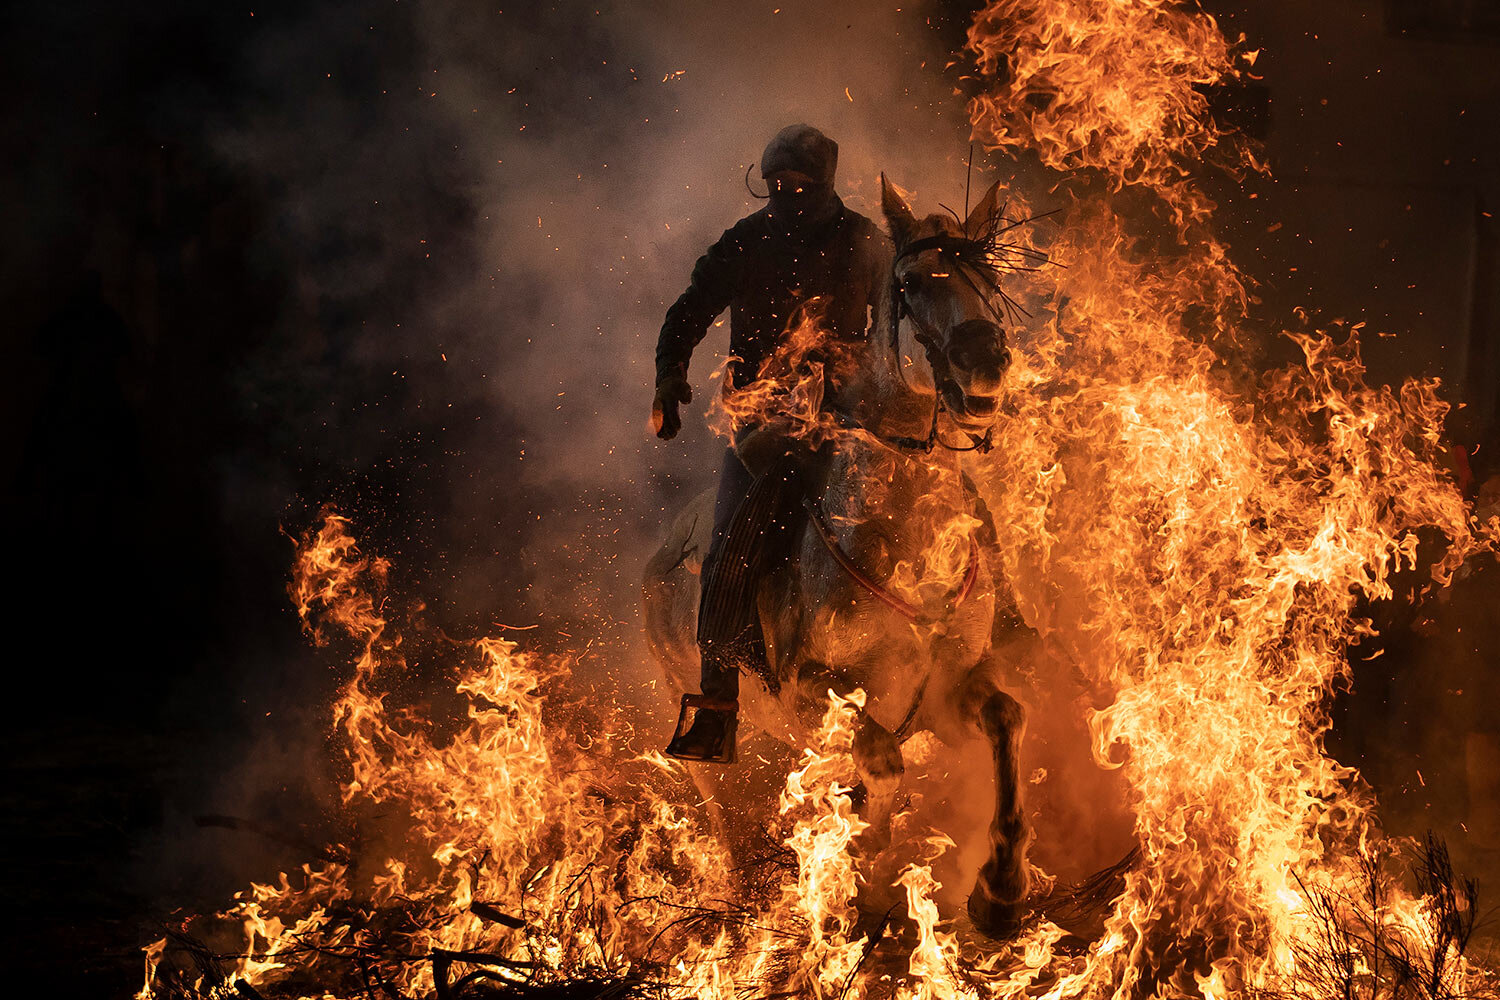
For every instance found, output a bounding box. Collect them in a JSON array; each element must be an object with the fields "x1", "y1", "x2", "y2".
[
  {"x1": 964, "y1": 178, "x2": 1004, "y2": 237},
  {"x1": 880, "y1": 172, "x2": 918, "y2": 248}
]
